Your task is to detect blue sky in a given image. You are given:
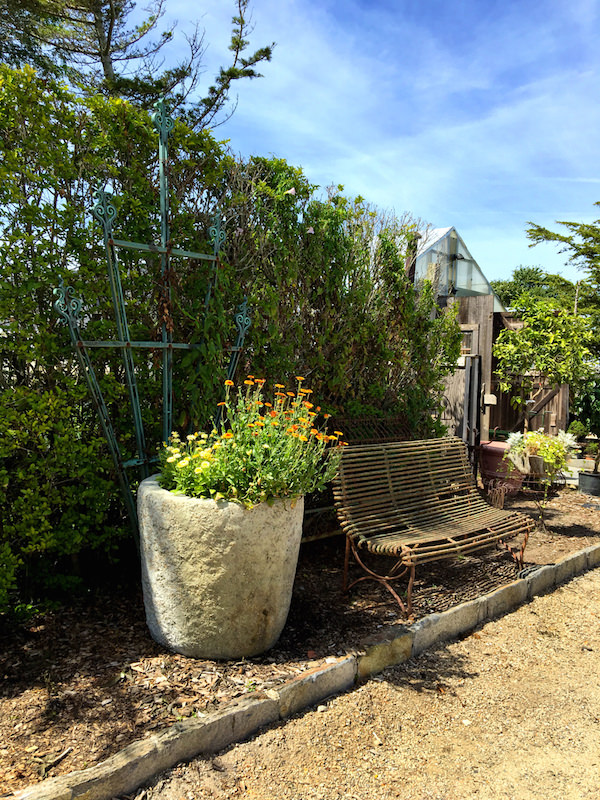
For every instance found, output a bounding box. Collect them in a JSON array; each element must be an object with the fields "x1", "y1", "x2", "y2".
[{"x1": 162, "y1": 0, "x2": 600, "y2": 282}]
